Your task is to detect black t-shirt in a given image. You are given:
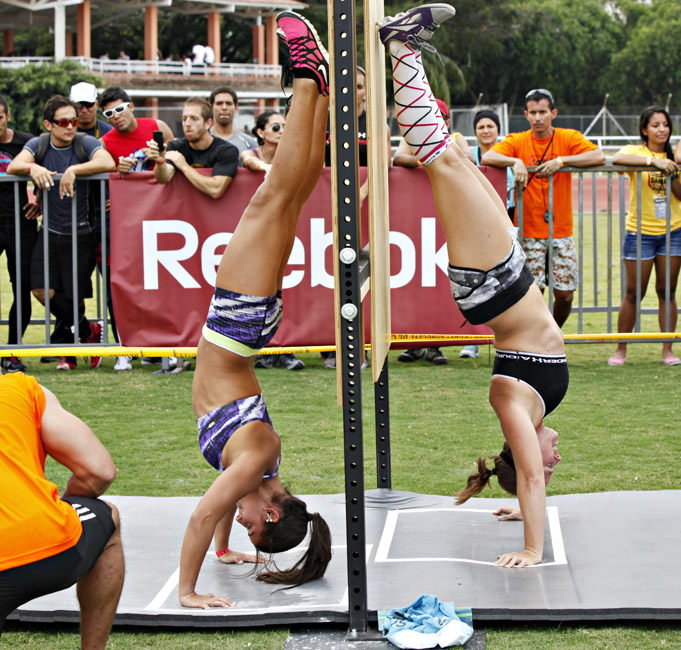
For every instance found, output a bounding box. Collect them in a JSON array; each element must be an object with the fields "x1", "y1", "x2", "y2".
[
  {"x1": 0, "y1": 130, "x2": 33, "y2": 223},
  {"x1": 24, "y1": 134, "x2": 102, "y2": 235},
  {"x1": 166, "y1": 137, "x2": 238, "y2": 178}
]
